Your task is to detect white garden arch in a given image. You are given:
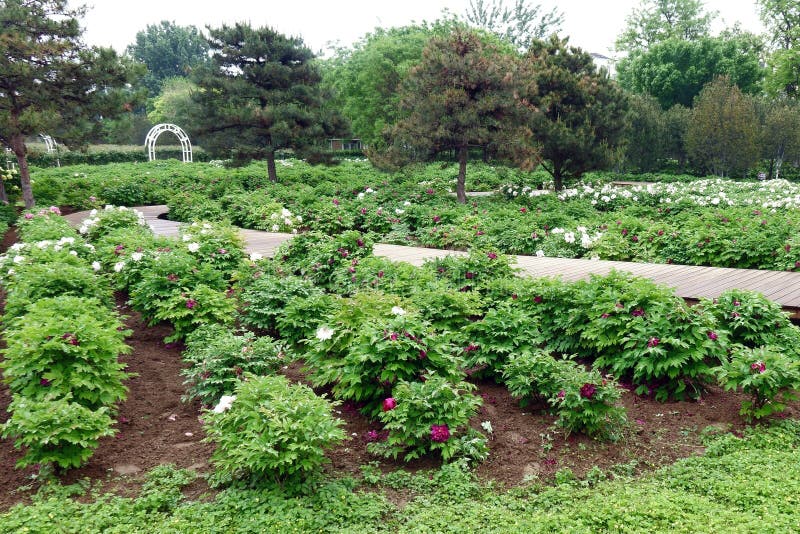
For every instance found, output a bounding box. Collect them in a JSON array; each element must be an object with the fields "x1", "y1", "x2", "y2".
[
  {"x1": 39, "y1": 134, "x2": 58, "y2": 153},
  {"x1": 144, "y1": 123, "x2": 193, "y2": 163}
]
